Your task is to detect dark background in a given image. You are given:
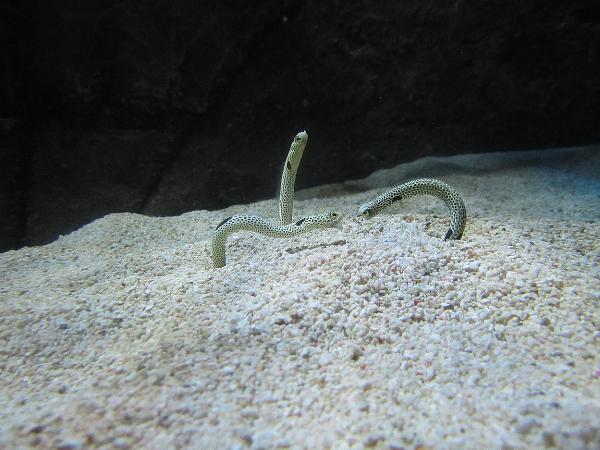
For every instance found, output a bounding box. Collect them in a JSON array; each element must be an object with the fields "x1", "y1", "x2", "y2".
[{"x1": 1, "y1": 0, "x2": 599, "y2": 252}]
